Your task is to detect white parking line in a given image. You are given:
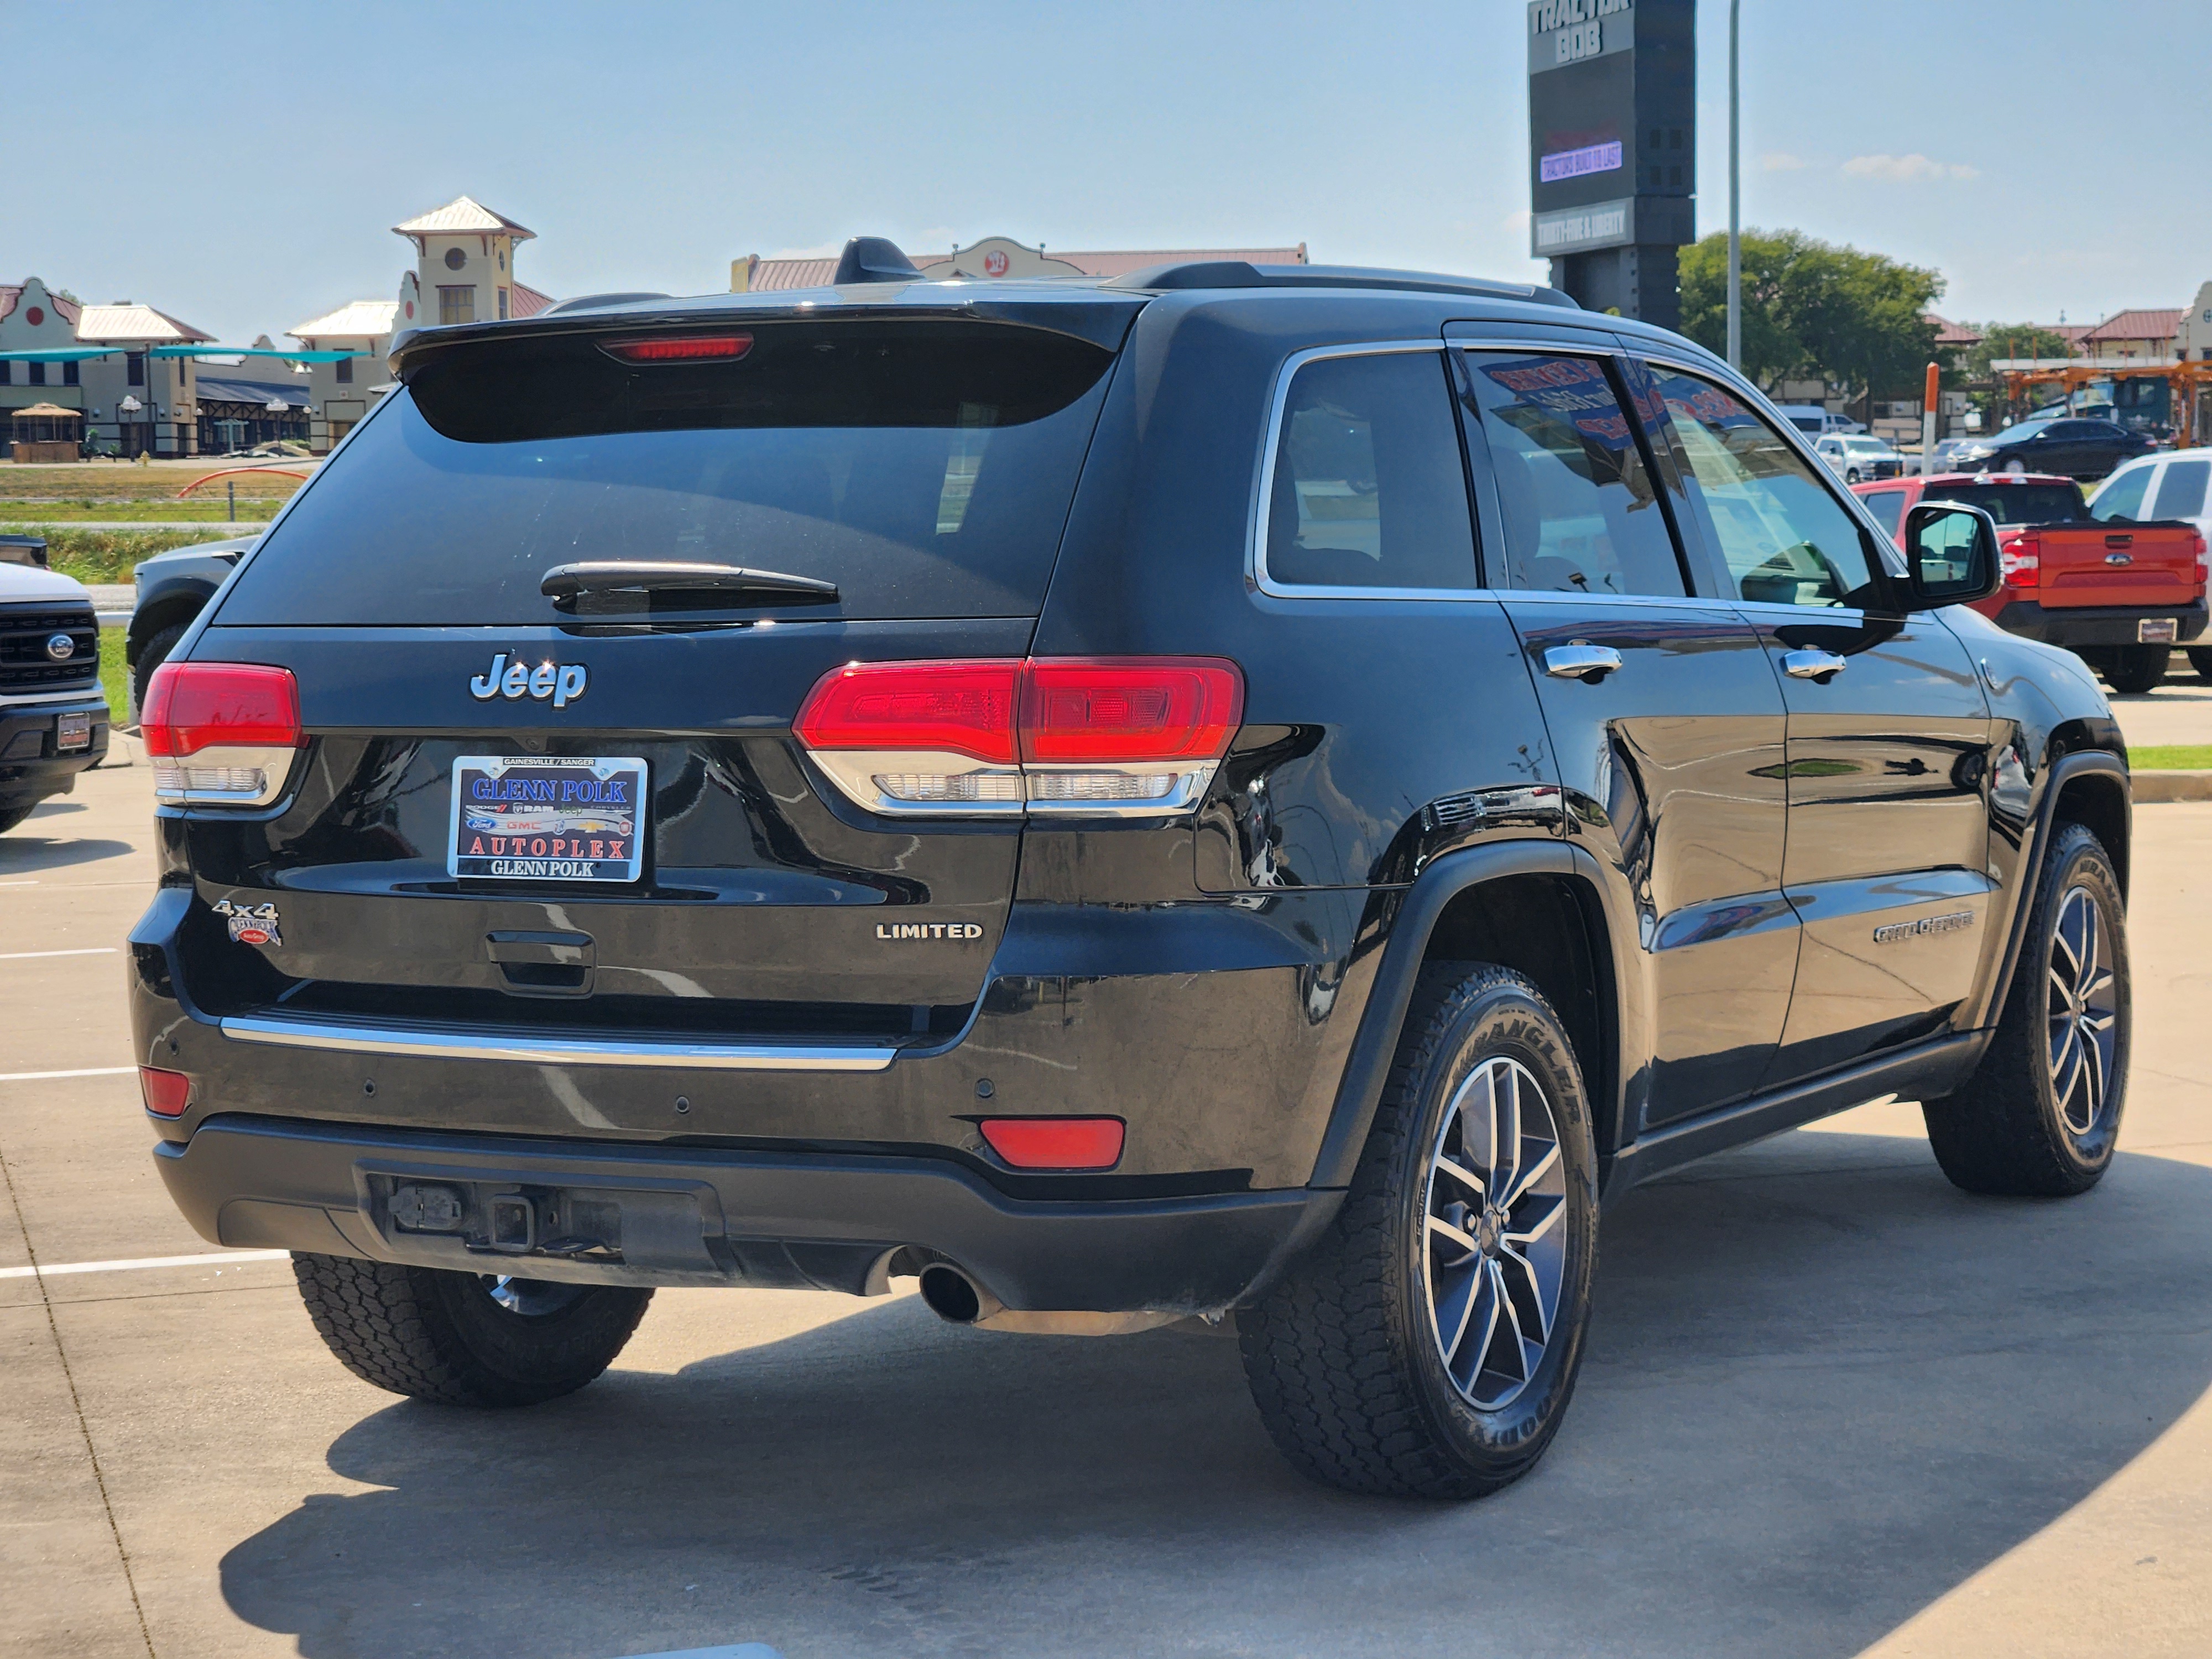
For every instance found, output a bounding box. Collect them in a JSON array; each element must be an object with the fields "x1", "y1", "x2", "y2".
[
  {"x1": 0, "y1": 1066, "x2": 136, "y2": 1082},
  {"x1": 0, "y1": 947, "x2": 119, "y2": 961},
  {"x1": 0, "y1": 1250, "x2": 290, "y2": 1281}
]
